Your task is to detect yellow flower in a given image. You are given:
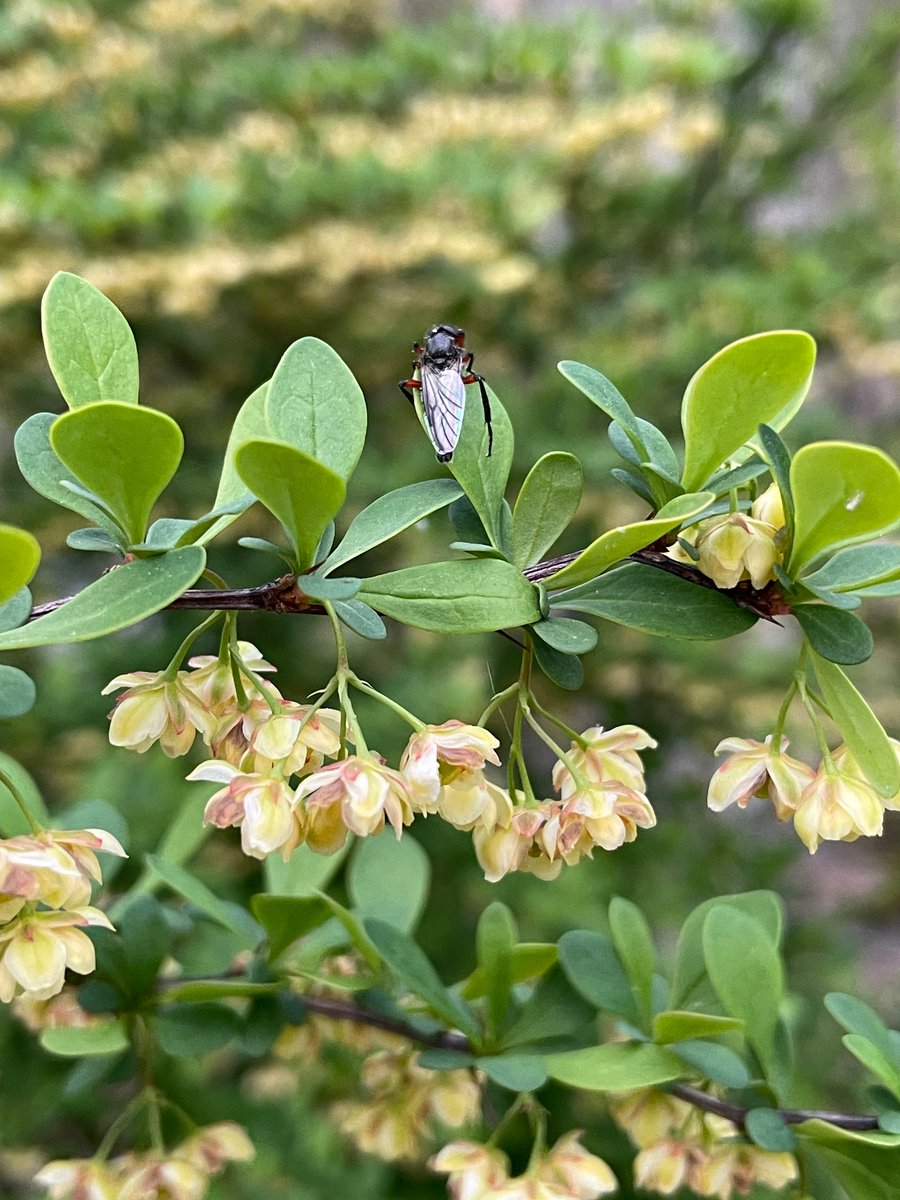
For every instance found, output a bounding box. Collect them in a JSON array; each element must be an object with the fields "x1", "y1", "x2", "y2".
[
  {"x1": 33, "y1": 1157, "x2": 121, "y2": 1200},
  {"x1": 552, "y1": 725, "x2": 656, "y2": 796},
  {"x1": 471, "y1": 798, "x2": 545, "y2": 883},
  {"x1": 536, "y1": 1130, "x2": 618, "y2": 1197},
  {"x1": 117, "y1": 1155, "x2": 207, "y2": 1200},
  {"x1": 667, "y1": 513, "x2": 781, "y2": 590},
  {"x1": 437, "y1": 770, "x2": 513, "y2": 831},
  {"x1": 401, "y1": 722, "x2": 501, "y2": 811},
  {"x1": 178, "y1": 1123, "x2": 255, "y2": 1172},
  {"x1": 750, "y1": 483, "x2": 785, "y2": 529},
  {"x1": 251, "y1": 701, "x2": 342, "y2": 775},
  {"x1": 633, "y1": 1140, "x2": 696, "y2": 1195},
  {"x1": 707, "y1": 736, "x2": 814, "y2": 821},
  {"x1": 190, "y1": 762, "x2": 301, "y2": 860},
  {"x1": 294, "y1": 754, "x2": 414, "y2": 839},
  {"x1": 103, "y1": 669, "x2": 215, "y2": 756},
  {"x1": 545, "y1": 782, "x2": 657, "y2": 861},
  {"x1": 793, "y1": 765, "x2": 885, "y2": 853},
  {"x1": 0, "y1": 907, "x2": 114, "y2": 1003},
  {"x1": 609, "y1": 1089, "x2": 696, "y2": 1148},
  {"x1": 430, "y1": 1140, "x2": 511, "y2": 1198},
  {"x1": 832, "y1": 740, "x2": 900, "y2": 811}
]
